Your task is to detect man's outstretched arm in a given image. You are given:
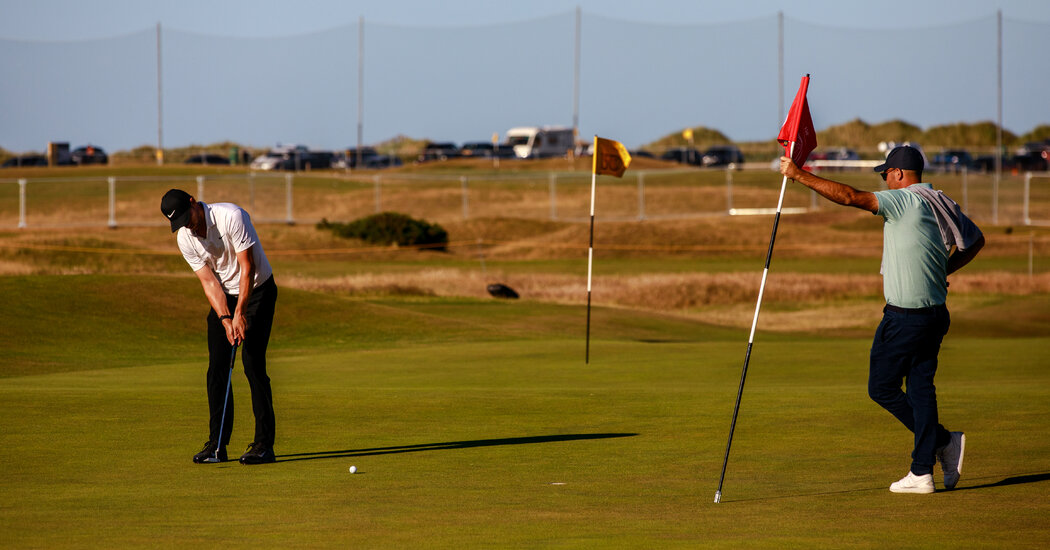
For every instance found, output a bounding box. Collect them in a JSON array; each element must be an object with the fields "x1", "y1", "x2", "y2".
[{"x1": 779, "y1": 157, "x2": 879, "y2": 213}]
